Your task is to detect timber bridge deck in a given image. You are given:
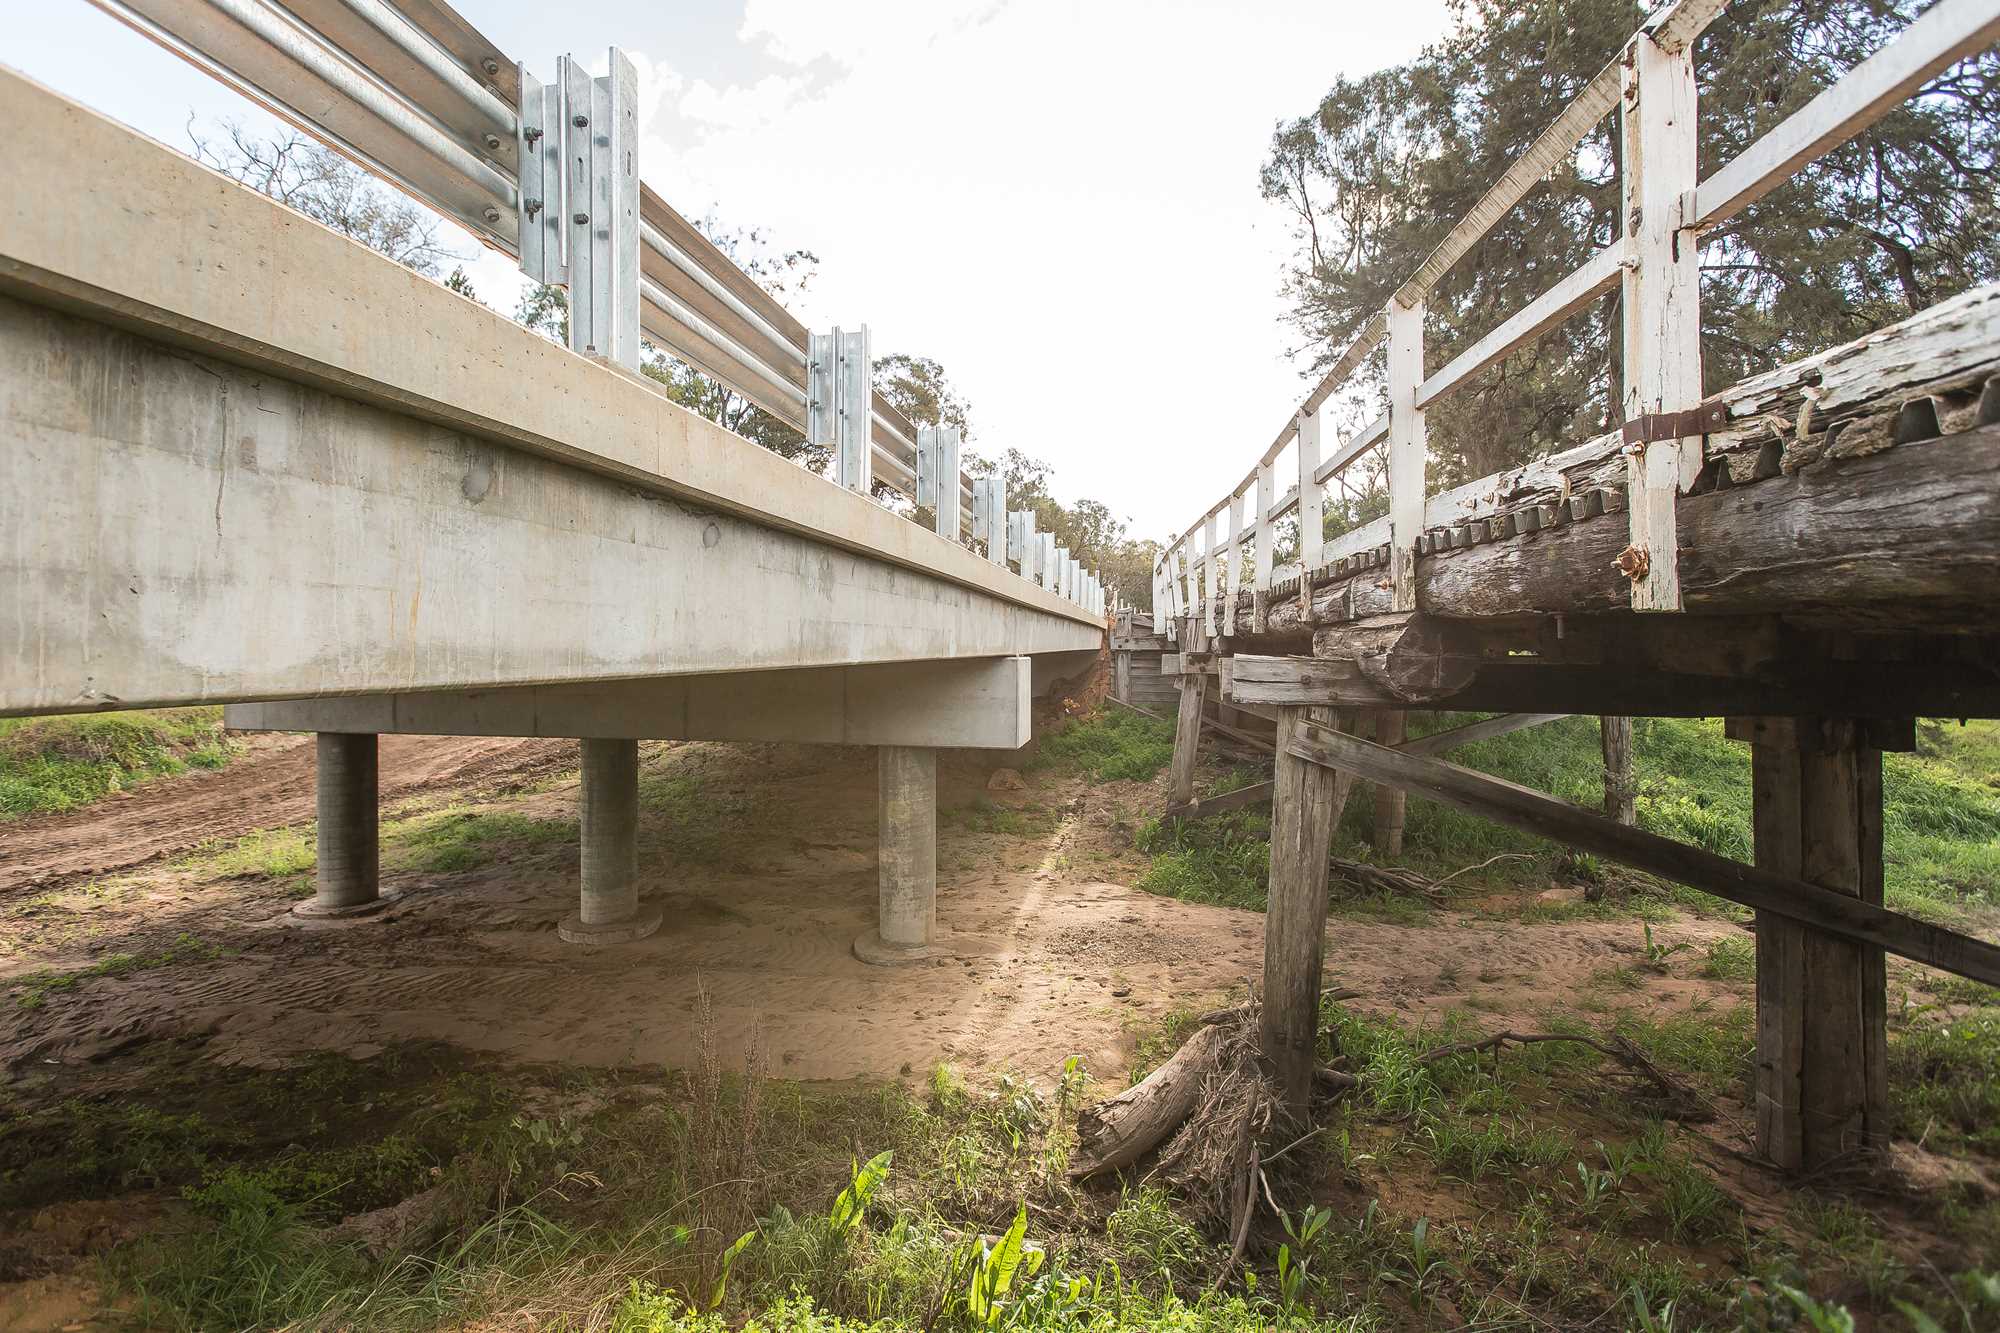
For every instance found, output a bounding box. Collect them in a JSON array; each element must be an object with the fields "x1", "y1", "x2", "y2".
[
  {"x1": 1, "y1": 0, "x2": 1997, "y2": 1182},
  {"x1": 1134, "y1": 0, "x2": 2000, "y2": 1175}
]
